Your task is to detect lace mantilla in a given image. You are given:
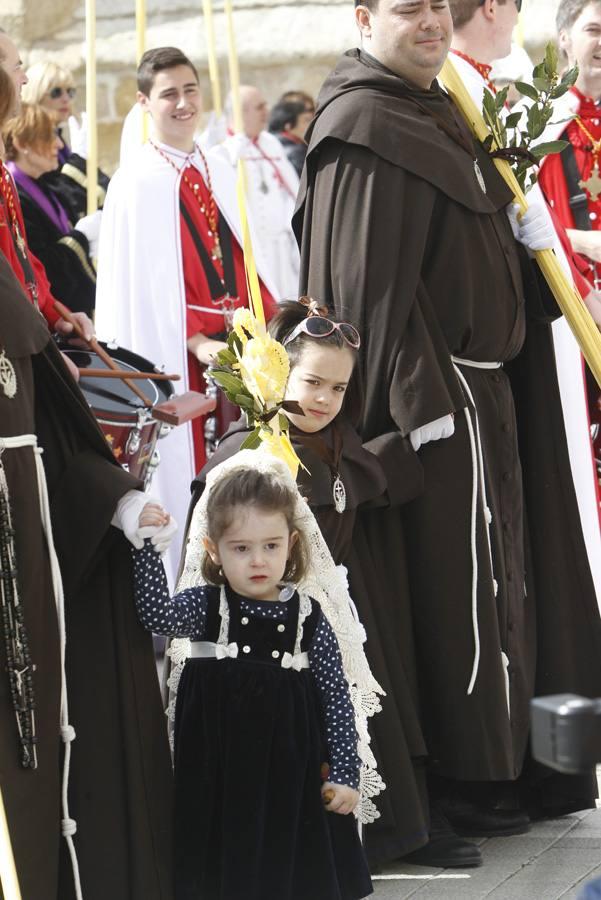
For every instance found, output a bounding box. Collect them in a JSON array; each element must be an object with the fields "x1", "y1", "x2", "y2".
[{"x1": 167, "y1": 449, "x2": 385, "y2": 823}]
